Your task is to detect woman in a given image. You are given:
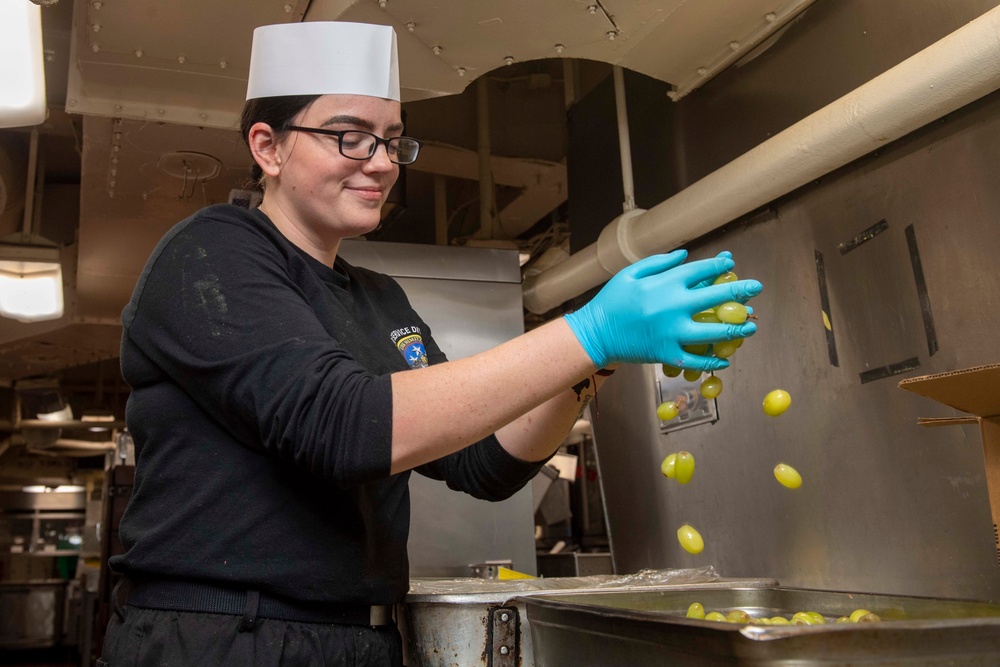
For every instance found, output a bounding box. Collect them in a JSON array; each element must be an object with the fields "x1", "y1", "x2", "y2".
[{"x1": 98, "y1": 21, "x2": 761, "y2": 667}]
